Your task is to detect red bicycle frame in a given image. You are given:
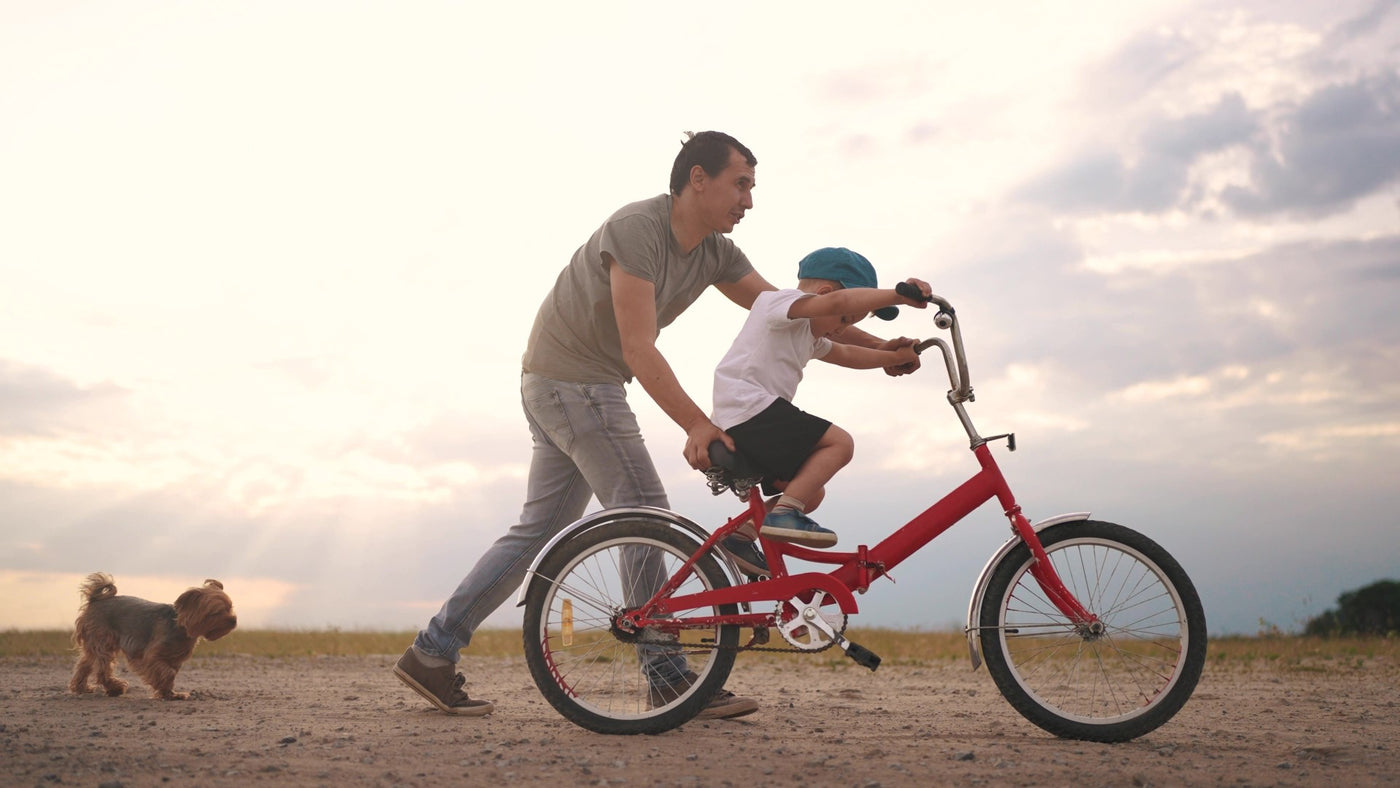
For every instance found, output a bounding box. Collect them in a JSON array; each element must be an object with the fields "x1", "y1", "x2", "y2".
[
  {"x1": 618, "y1": 292, "x2": 1099, "y2": 637},
  {"x1": 620, "y1": 439, "x2": 1098, "y2": 636}
]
